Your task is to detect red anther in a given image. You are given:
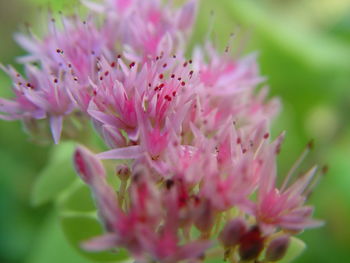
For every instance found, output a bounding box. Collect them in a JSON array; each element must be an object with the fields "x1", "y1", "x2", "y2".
[
  {"x1": 307, "y1": 139, "x2": 314, "y2": 149},
  {"x1": 129, "y1": 62, "x2": 135, "y2": 68},
  {"x1": 322, "y1": 165, "x2": 329, "y2": 174},
  {"x1": 159, "y1": 74, "x2": 164, "y2": 79},
  {"x1": 264, "y1": 133, "x2": 270, "y2": 139}
]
